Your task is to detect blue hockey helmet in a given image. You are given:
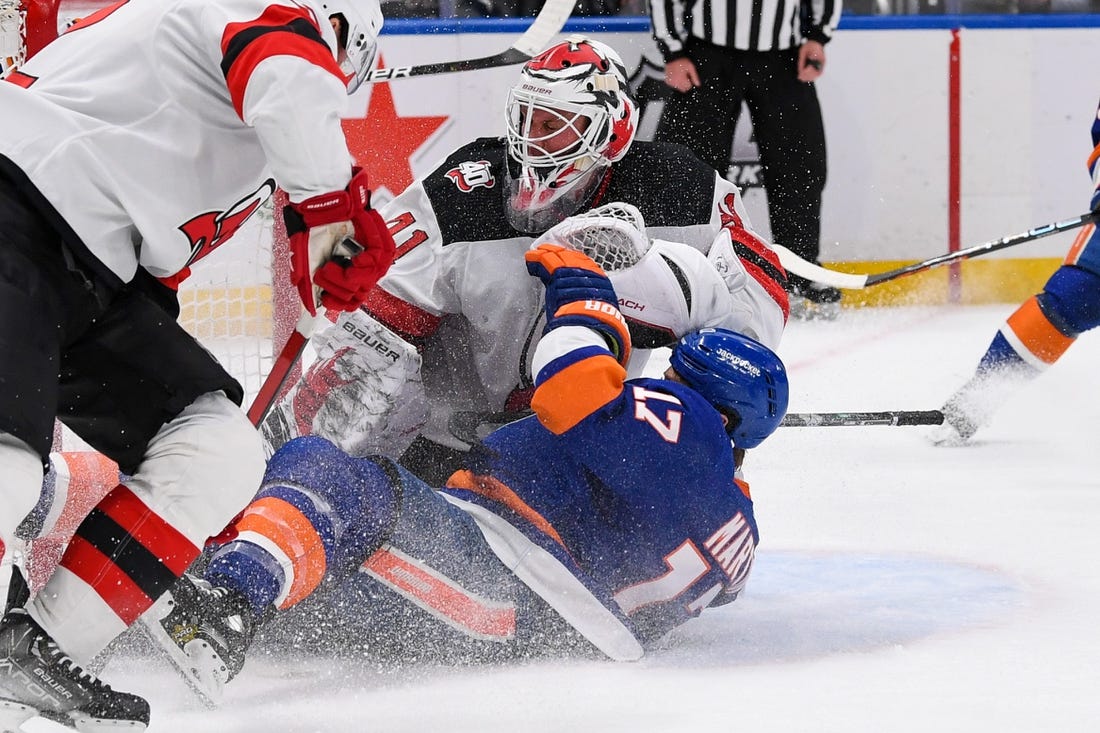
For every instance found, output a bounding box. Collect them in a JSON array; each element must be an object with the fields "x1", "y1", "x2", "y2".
[{"x1": 669, "y1": 328, "x2": 789, "y2": 449}]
